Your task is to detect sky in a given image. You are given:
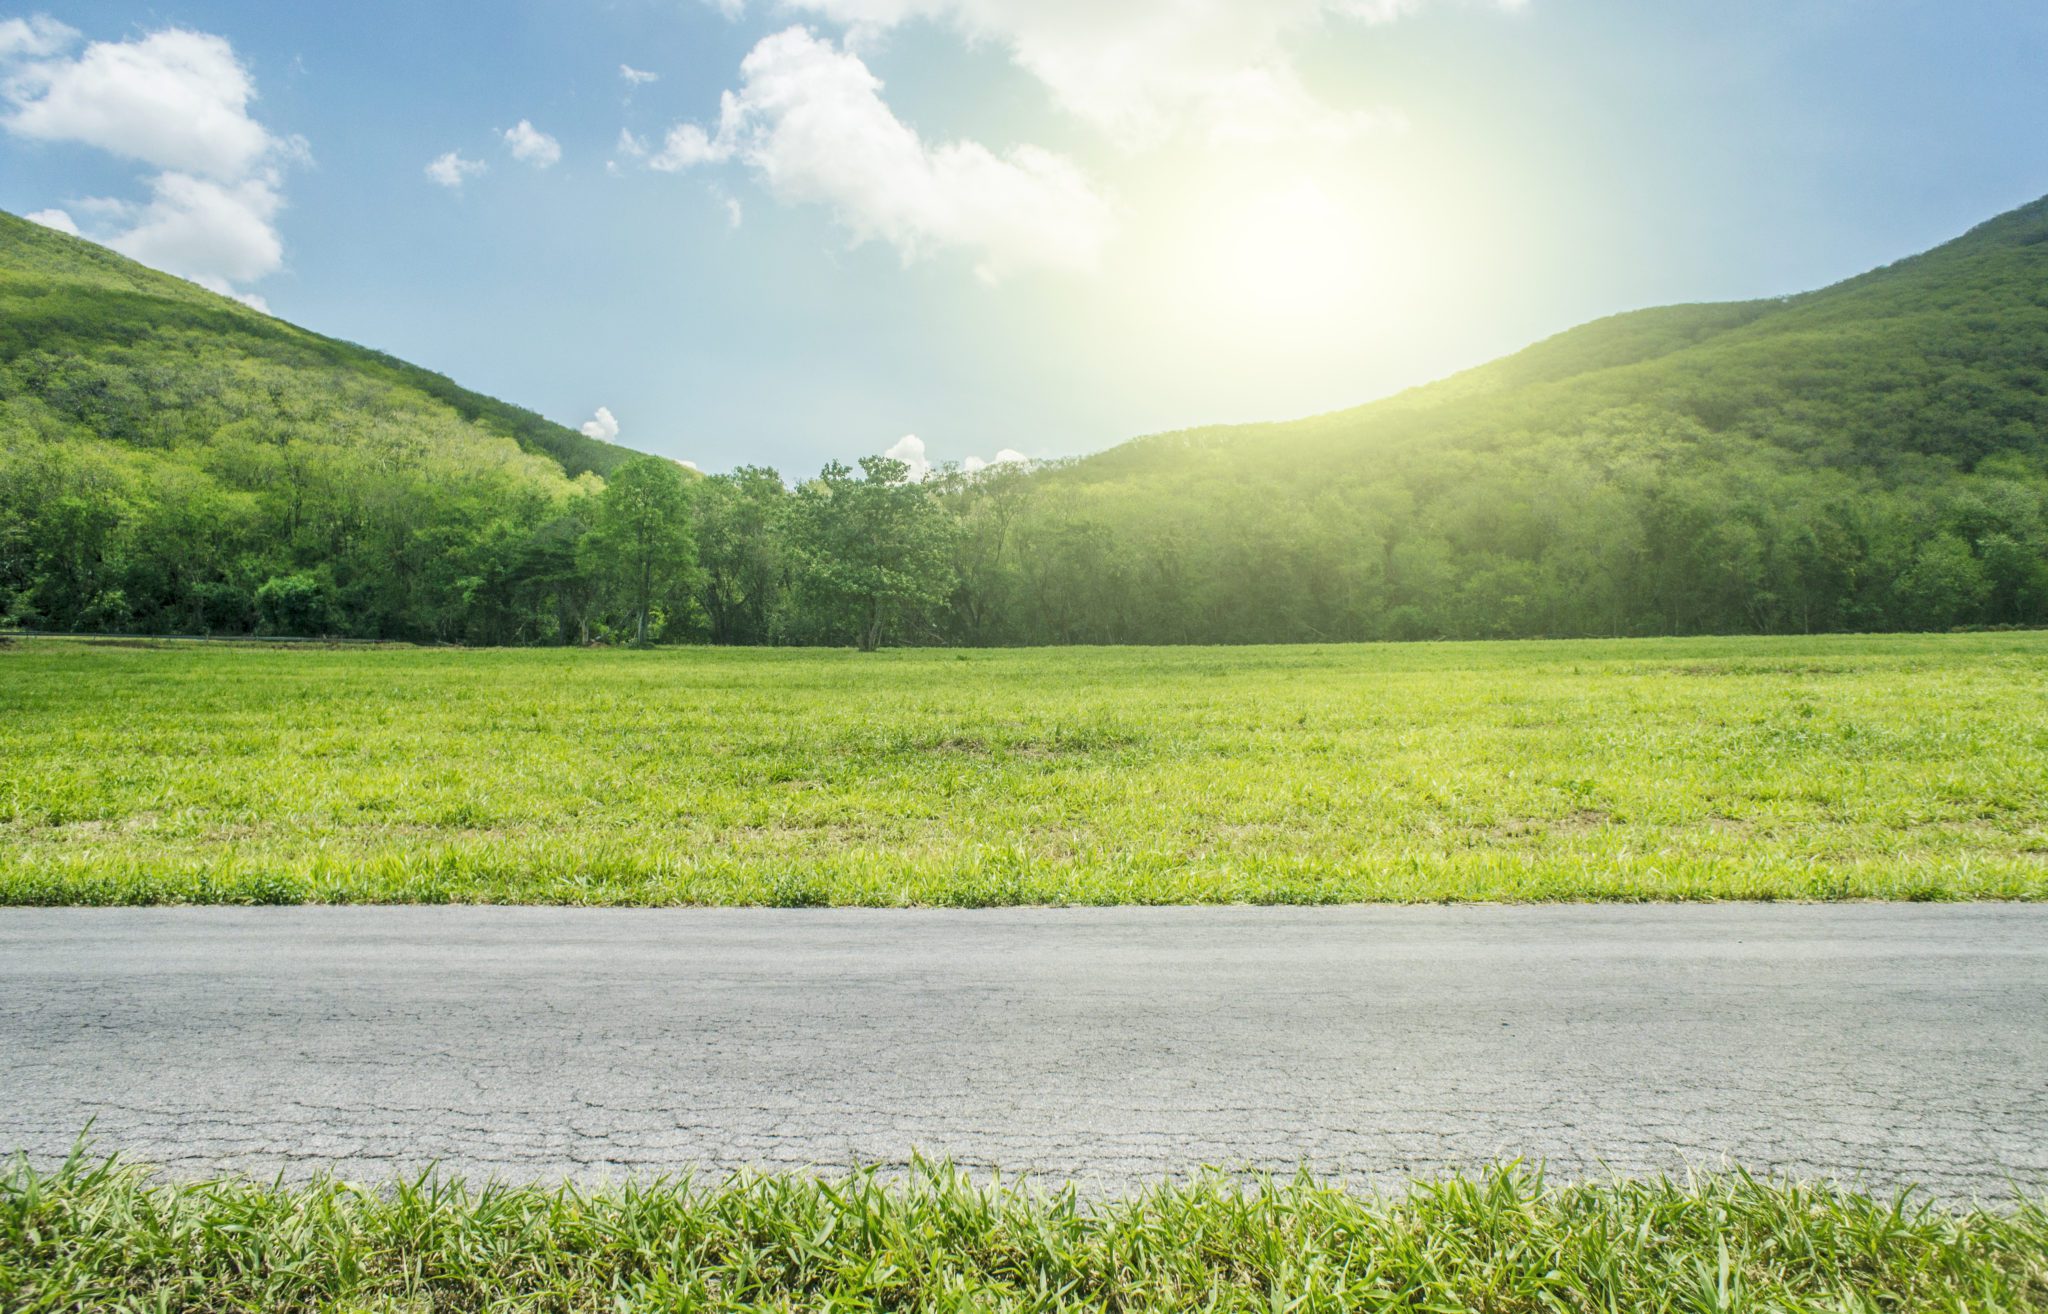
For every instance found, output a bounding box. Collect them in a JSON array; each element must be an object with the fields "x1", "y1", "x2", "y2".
[{"x1": 3, "y1": 1, "x2": 2047, "y2": 476}]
